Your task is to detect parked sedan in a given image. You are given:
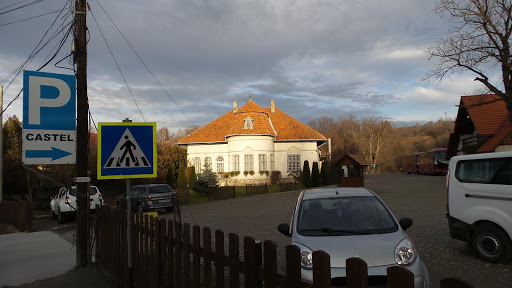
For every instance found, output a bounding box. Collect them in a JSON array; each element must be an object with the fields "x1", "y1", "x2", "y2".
[
  {"x1": 117, "y1": 184, "x2": 175, "y2": 213},
  {"x1": 277, "y1": 187, "x2": 430, "y2": 288},
  {"x1": 50, "y1": 185, "x2": 104, "y2": 223}
]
